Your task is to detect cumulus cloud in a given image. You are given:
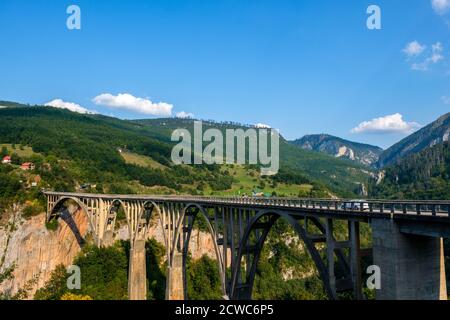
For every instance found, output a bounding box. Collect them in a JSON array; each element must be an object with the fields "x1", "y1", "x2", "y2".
[
  {"x1": 403, "y1": 41, "x2": 426, "y2": 57},
  {"x1": 351, "y1": 113, "x2": 422, "y2": 134},
  {"x1": 92, "y1": 93, "x2": 173, "y2": 116},
  {"x1": 45, "y1": 99, "x2": 94, "y2": 114},
  {"x1": 405, "y1": 41, "x2": 445, "y2": 71},
  {"x1": 432, "y1": 0, "x2": 450, "y2": 14},
  {"x1": 175, "y1": 111, "x2": 194, "y2": 118}
]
